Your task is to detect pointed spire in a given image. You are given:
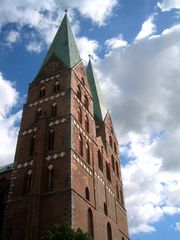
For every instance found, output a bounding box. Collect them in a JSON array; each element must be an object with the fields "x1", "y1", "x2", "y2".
[
  {"x1": 86, "y1": 59, "x2": 108, "y2": 121},
  {"x1": 41, "y1": 13, "x2": 81, "y2": 69}
]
